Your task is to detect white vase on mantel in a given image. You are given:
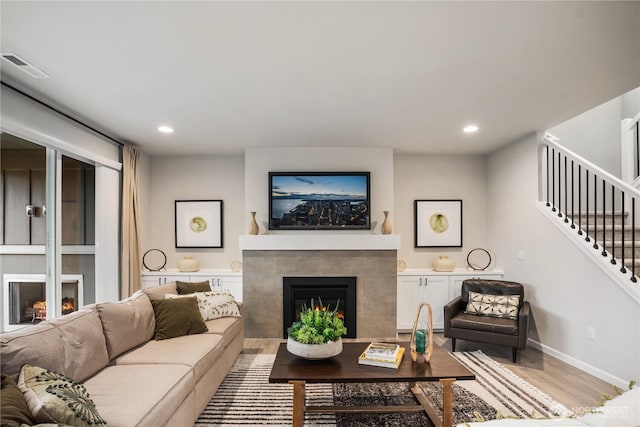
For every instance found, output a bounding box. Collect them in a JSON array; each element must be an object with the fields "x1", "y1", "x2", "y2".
[{"x1": 248, "y1": 211, "x2": 259, "y2": 235}]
